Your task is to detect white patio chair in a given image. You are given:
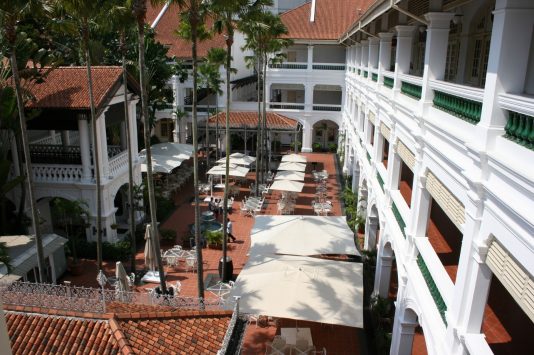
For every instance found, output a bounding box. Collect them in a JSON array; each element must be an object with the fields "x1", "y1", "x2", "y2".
[
  {"x1": 185, "y1": 256, "x2": 198, "y2": 273},
  {"x1": 247, "y1": 314, "x2": 260, "y2": 328}
]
